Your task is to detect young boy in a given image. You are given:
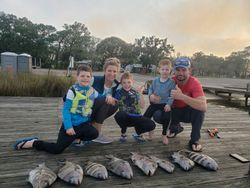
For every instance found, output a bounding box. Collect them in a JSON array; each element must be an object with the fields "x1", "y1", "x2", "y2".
[
  {"x1": 144, "y1": 59, "x2": 176, "y2": 144},
  {"x1": 114, "y1": 72, "x2": 156, "y2": 143},
  {"x1": 14, "y1": 65, "x2": 99, "y2": 154}
]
